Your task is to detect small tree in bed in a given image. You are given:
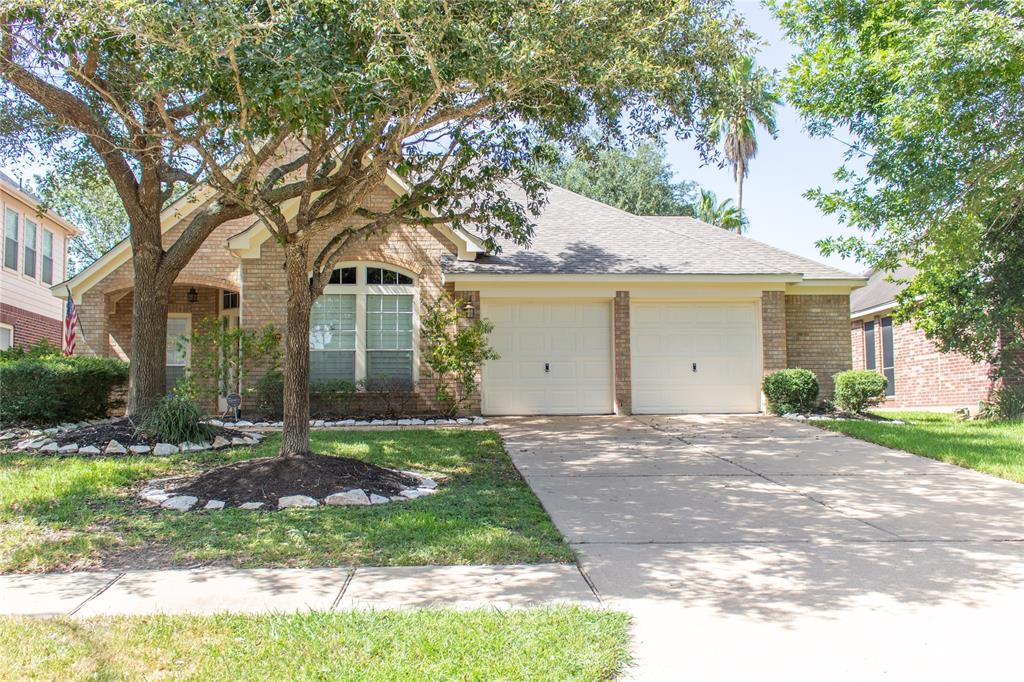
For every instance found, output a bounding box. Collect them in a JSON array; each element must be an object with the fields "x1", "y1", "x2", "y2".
[{"x1": 422, "y1": 294, "x2": 499, "y2": 417}]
